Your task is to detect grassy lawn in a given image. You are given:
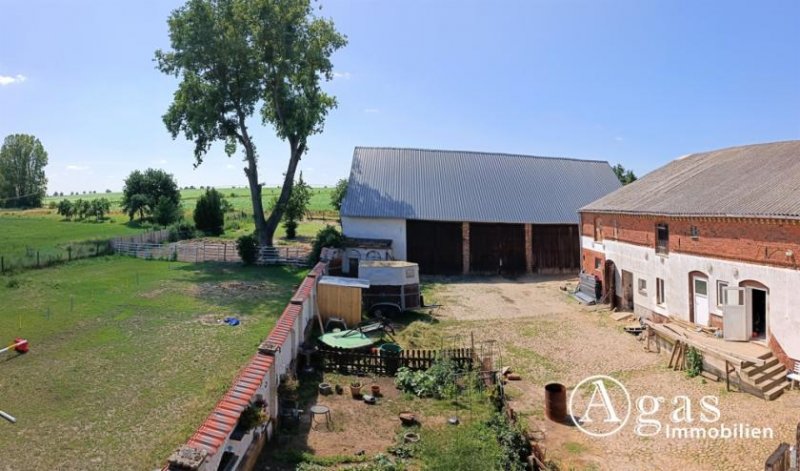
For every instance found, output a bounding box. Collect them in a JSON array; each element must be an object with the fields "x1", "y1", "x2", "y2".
[
  {"x1": 0, "y1": 213, "x2": 146, "y2": 269},
  {"x1": 0, "y1": 256, "x2": 306, "y2": 470}
]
